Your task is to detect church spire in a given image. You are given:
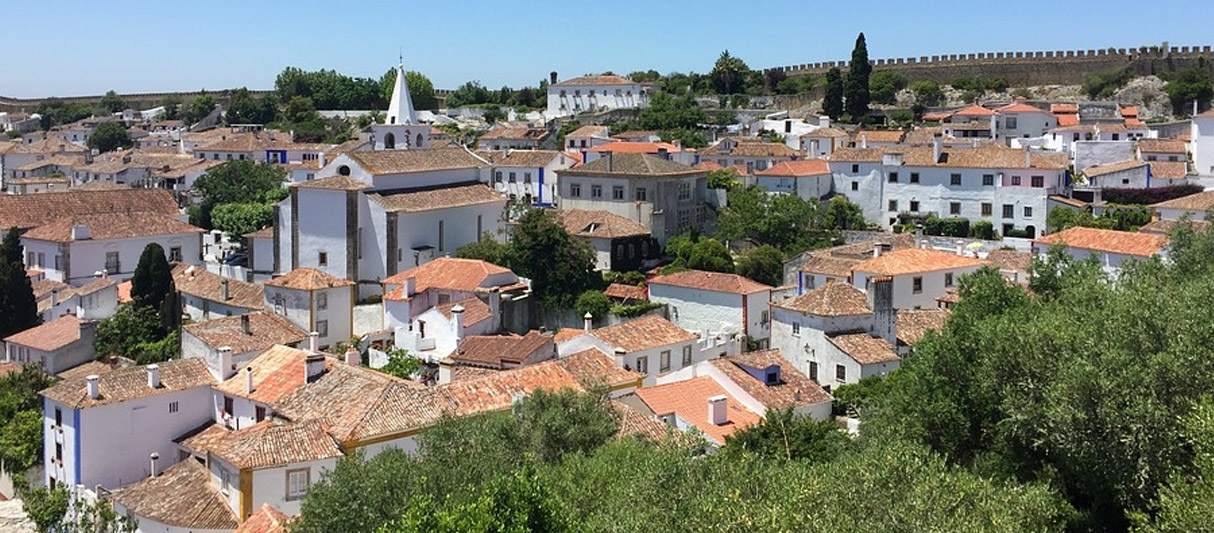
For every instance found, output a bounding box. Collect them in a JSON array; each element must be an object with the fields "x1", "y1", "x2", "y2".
[{"x1": 385, "y1": 61, "x2": 416, "y2": 125}]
